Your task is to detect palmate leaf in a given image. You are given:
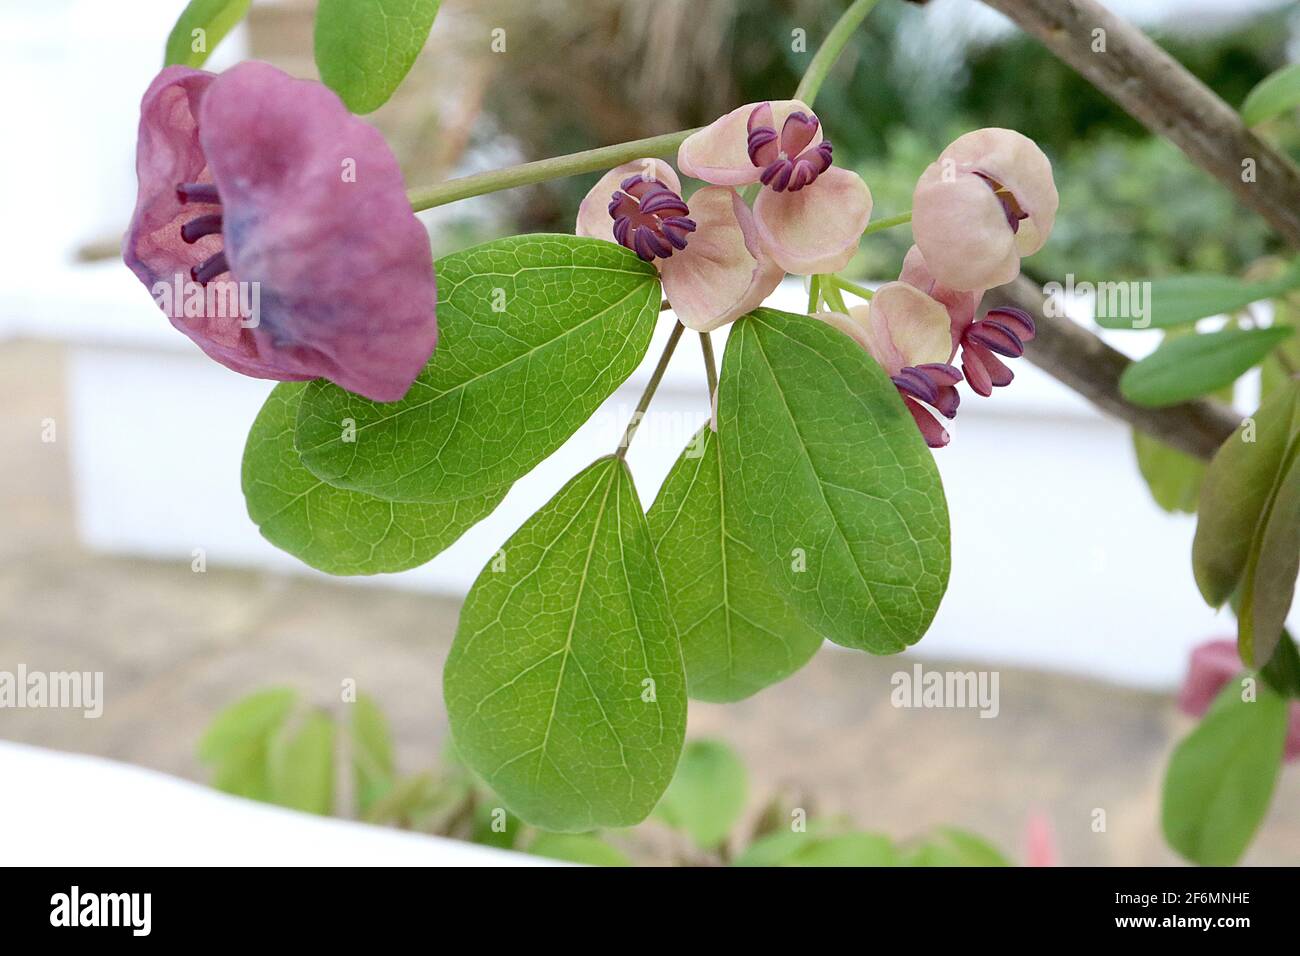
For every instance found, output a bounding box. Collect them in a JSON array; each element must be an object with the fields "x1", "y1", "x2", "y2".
[
  {"x1": 295, "y1": 235, "x2": 661, "y2": 503},
  {"x1": 268, "y1": 710, "x2": 337, "y2": 816},
  {"x1": 717, "y1": 309, "x2": 950, "y2": 654},
  {"x1": 1238, "y1": 438, "x2": 1300, "y2": 668},
  {"x1": 314, "y1": 0, "x2": 443, "y2": 114},
  {"x1": 242, "y1": 383, "x2": 506, "y2": 575},
  {"x1": 647, "y1": 427, "x2": 822, "y2": 701},
  {"x1": 1162, "y1": 681, "x2": 1287, "y2": 866},
  {"x1": 443, "y1": 457, "x2": 686, "y2": 832}
]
